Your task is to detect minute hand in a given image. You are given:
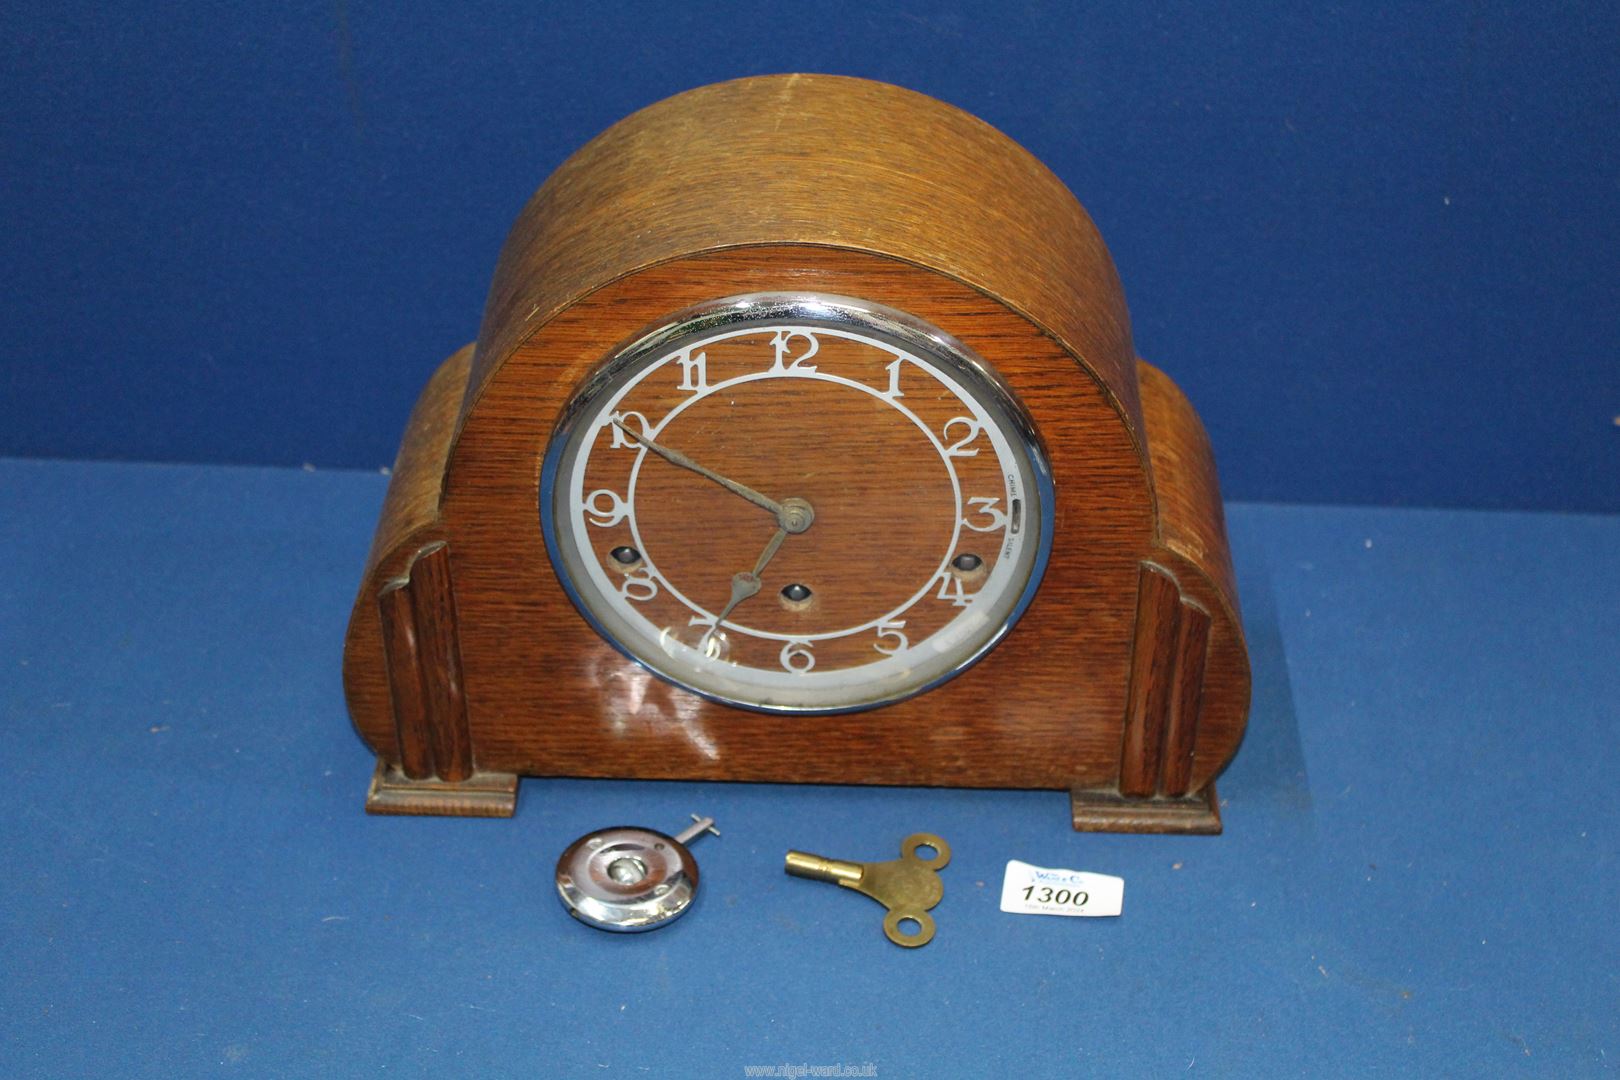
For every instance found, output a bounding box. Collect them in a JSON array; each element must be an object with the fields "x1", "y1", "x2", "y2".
[{"x1": 611, "y1": 418, "x2": 783, "y2": 519}]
